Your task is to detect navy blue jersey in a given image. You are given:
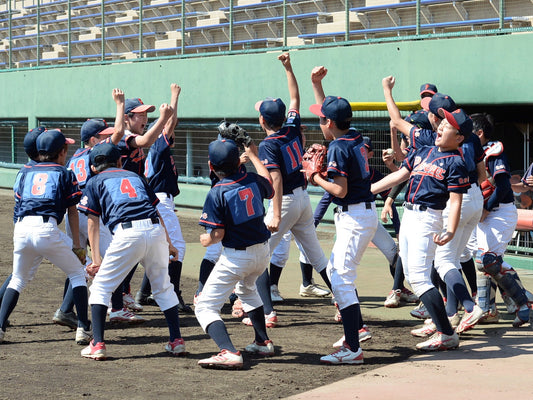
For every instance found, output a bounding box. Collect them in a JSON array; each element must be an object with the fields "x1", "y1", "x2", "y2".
[
  {"x1": 13, "y1": 159, "x2": 38, "y2": 222},
  {"x1": 326, "y1": 128, "x2": 374, "y2": 206},
  {"x1": 78, "y1": 167, "x2": 159, "y2": 232},
  {"x1": 117, "y1": 131, "x2": 145, "y2": 176},
  {"x1": 68, "y1": 147, "x2": 92, "y2": 189},
  {"x1": 67, "y1": 138, "x2": 115, "y2": 190},
  {"x1": 484, "y1": 141, "x2": 514, "y2": 207},
  {"x1": 402, "y1": 146, "x2": 470, "y2": 210},
  {"x1": 199, "y1": 170, "x2": 274, "y2": 249},
  {"x1": 410, "y1": 127, "x2": 484, "y2": 185},
  {"x1": 144, "y1": 133, "x2": 180, "y2": 196},
  {"x1": 258, "y1": 110, "x2": 305, "y2": 194},
  {"x1": 14, "y1": 162, "x2": 82, "y2": 223}
]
